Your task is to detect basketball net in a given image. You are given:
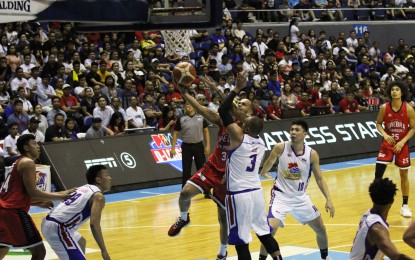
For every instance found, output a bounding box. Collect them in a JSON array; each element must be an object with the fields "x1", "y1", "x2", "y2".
[{"x1": 160, "y1": 30, "x2": 194, "y2": 57}]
